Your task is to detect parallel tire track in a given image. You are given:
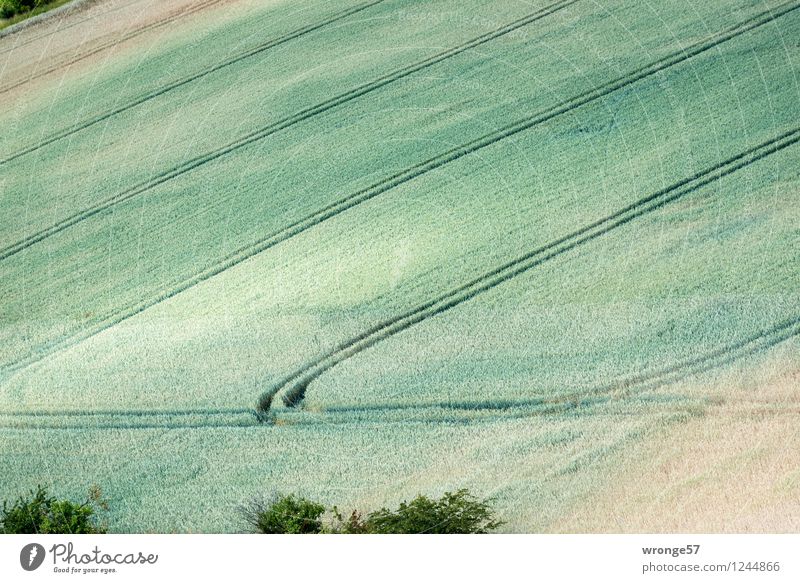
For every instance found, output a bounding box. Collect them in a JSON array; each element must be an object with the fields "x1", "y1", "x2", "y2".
[
  {"x1": 0, "y1": 0, "x2": 151, "y2": 54},
  {"x1": 1, "y1": 314, "x2": 797, "y2": 429},
  {"x1": 0, "y1": 419, "x2": 257, "y2": 430},
  {"x1": 0, "y1": 2, "x2": 795, "y2": 377},
  {"x1": 591, "y1": 315, "x2": 800, "y2": 399},
  {"x1": 311, "y1": 315, "x2": 800, "y2": 418},
  {"x1": 260, "y1": 128, "x2": 800, "y2": 413},
  {"x1": 0, "y1": 407, "x2": 259, "y2": 430},
  {"x1": 0, "y1": 0, "x2": 581, "y2": 260},
  {"x1": 0, "y1": 0, "x2": 386, "y2": 166},
  {"x1": 1, "y1": 0, "x2": 795, "y2": 264},
  {"x1": 0, "y1": 0, "x2": 225, "y2": 95},
  {"x1": 0, "y1": 406, "x2": 251, "y2": 417}
]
